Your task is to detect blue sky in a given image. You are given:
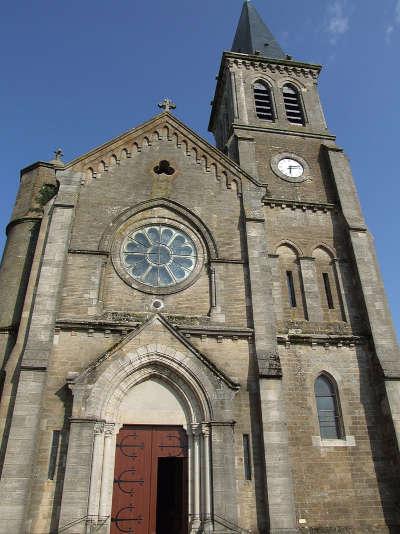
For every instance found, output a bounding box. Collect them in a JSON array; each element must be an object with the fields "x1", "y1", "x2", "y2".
[{"x1": 1, "y1": 0, "x2": 399, "y2": 338}]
